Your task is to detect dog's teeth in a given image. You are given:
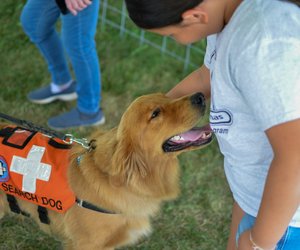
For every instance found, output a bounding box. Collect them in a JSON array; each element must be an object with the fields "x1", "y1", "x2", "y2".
[
  {"x1": 172, "y1": 135, "x2": 184, "y2": 141},
  {"x1": 201, "y1": 132, "x2": 211, "y2": 139},
  {"x1": 201, "y1": 133, "x2": 208, "y2": 139}
]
